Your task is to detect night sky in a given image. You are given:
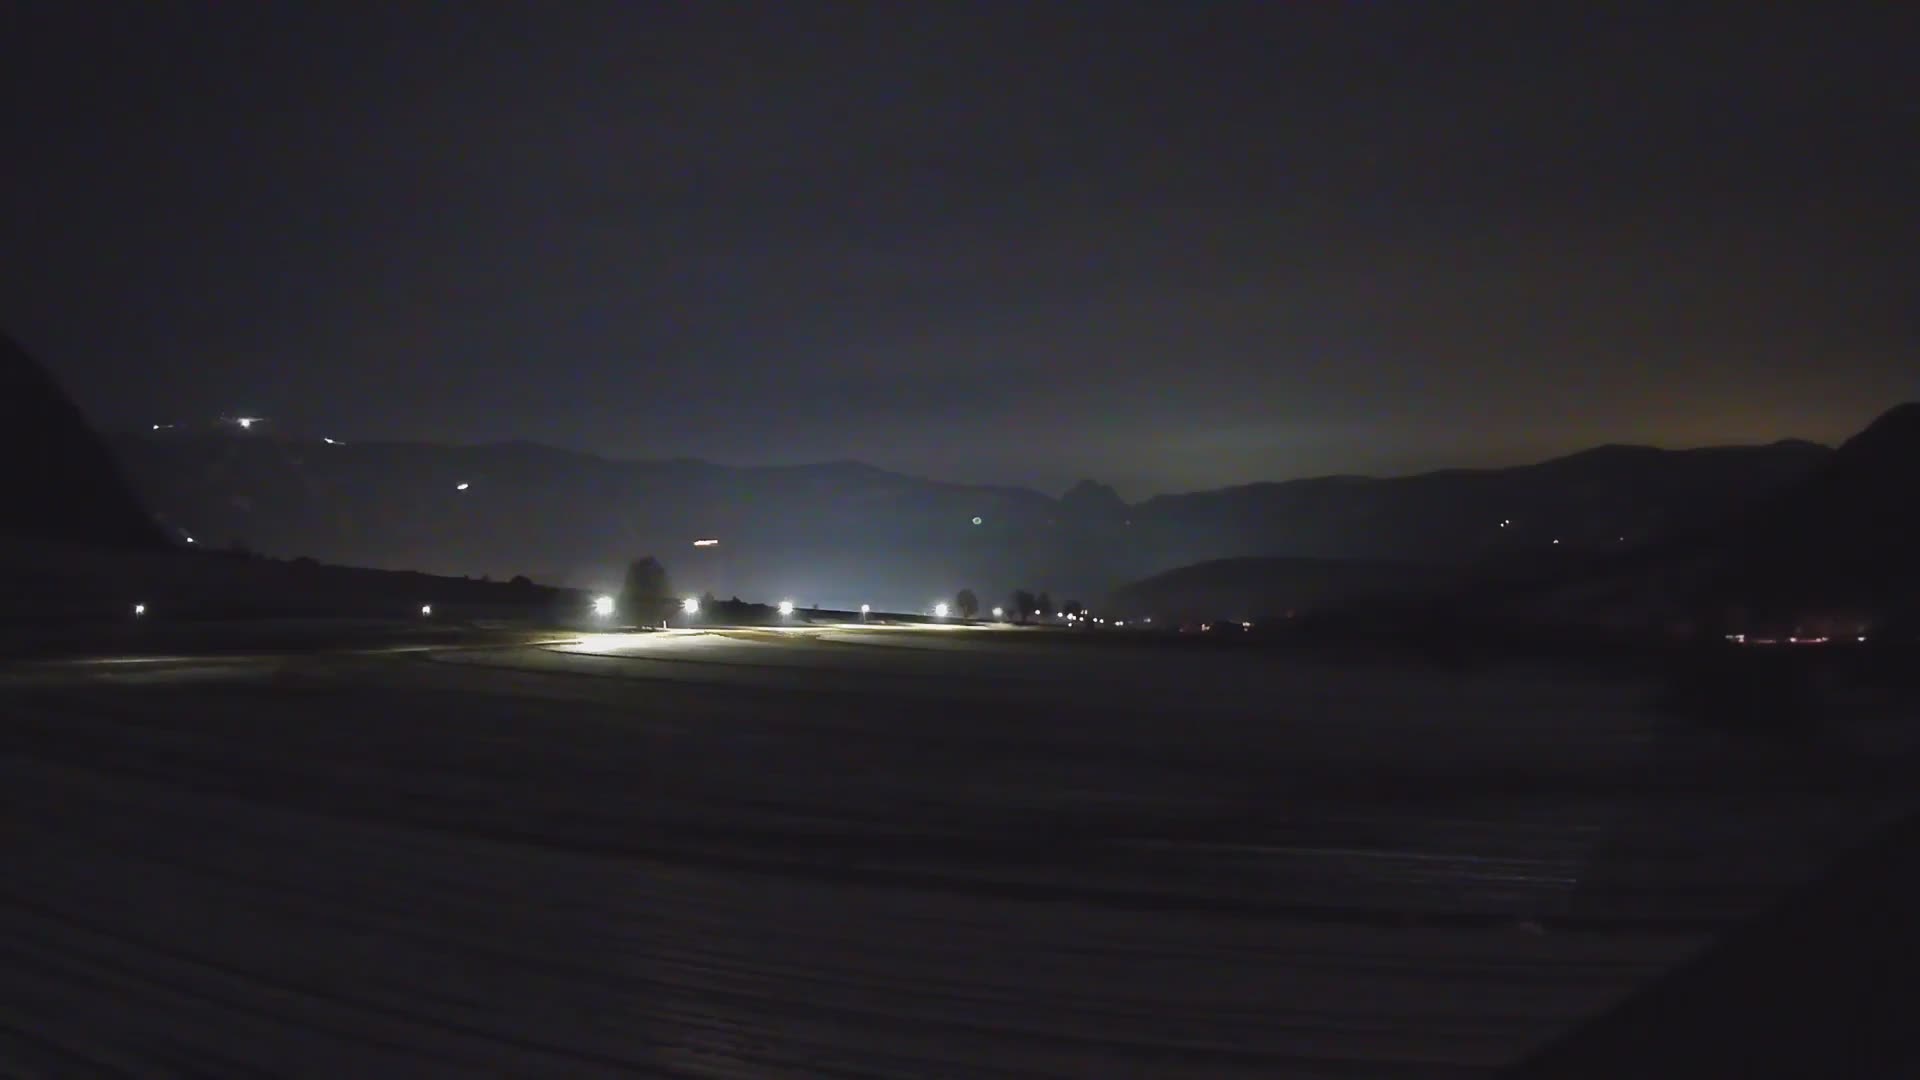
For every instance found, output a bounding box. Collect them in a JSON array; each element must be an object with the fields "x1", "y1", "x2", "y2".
[{"x1": 4, "y1": 3, "x2": 1913, "y2": 498}]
